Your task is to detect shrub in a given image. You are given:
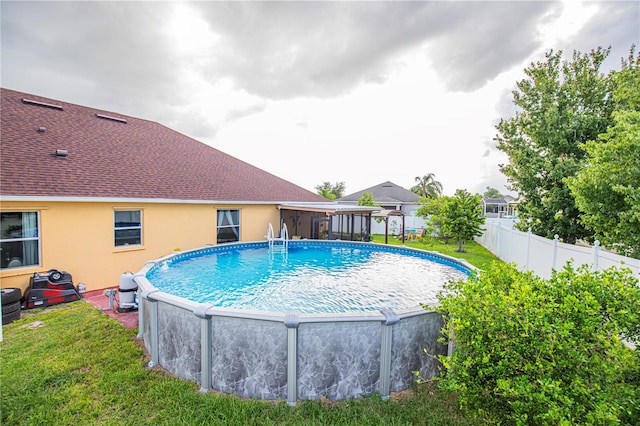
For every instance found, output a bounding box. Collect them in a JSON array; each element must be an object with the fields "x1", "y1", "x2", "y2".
[{"x1": 433, "y1": 262, "x2": 640, "y2": 425}]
